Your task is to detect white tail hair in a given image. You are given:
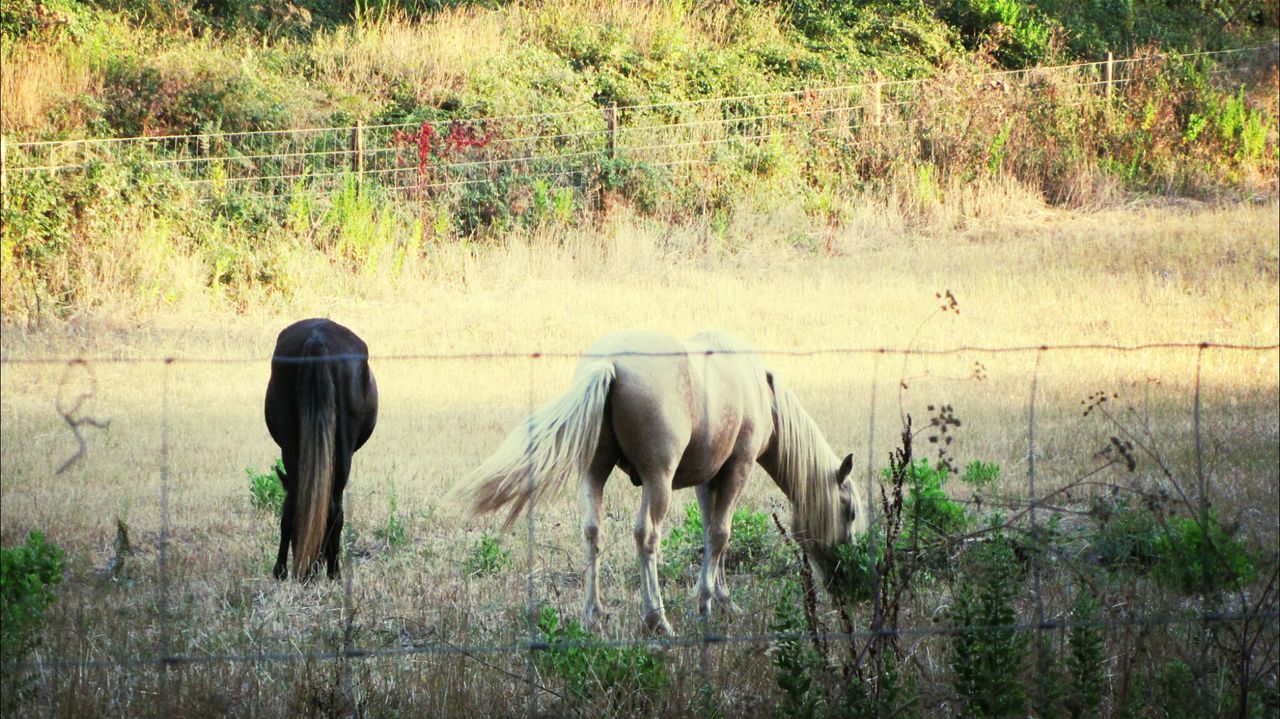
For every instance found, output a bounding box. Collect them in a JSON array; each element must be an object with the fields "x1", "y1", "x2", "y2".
[{"x1": 455, "y1": 362, "x2": 616, "y2": 528}]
